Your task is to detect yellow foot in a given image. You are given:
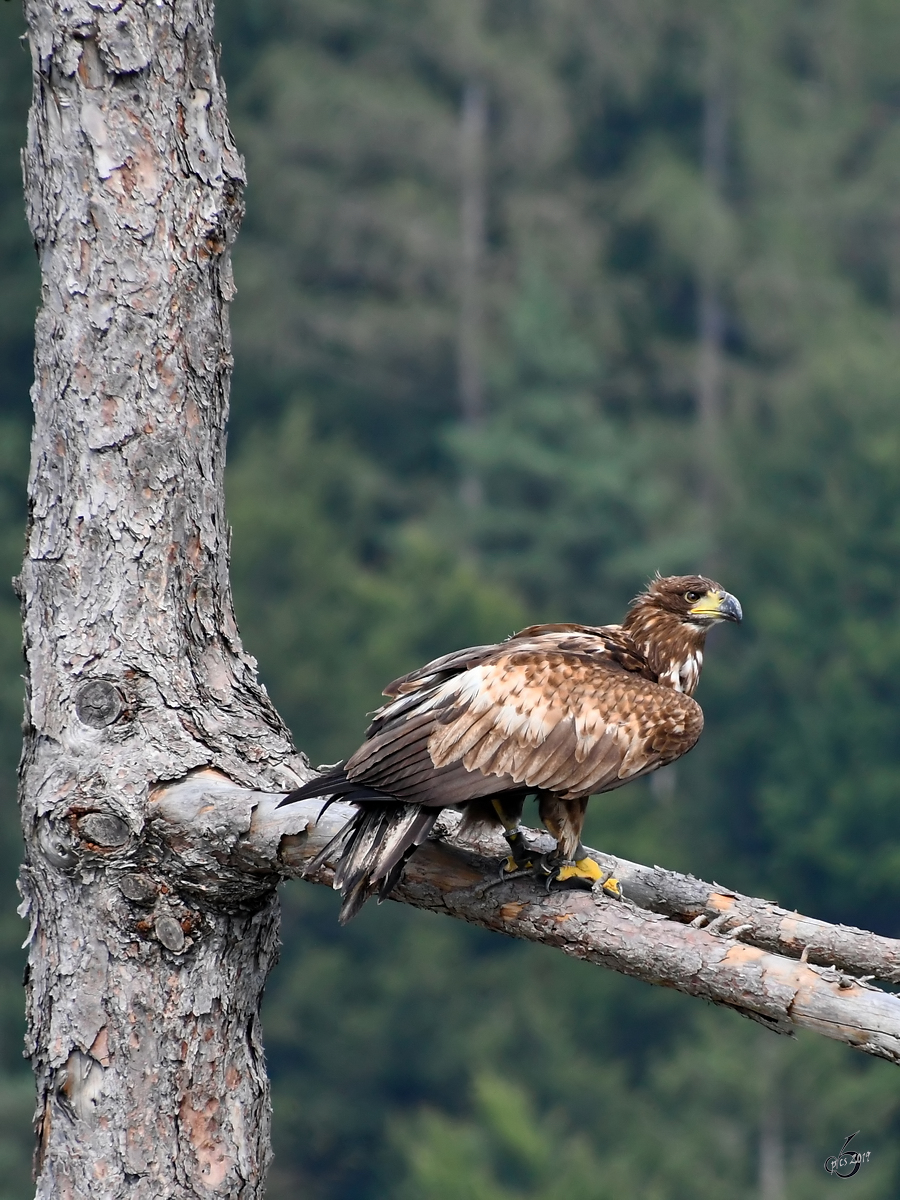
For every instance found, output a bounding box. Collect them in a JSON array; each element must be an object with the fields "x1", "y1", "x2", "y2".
[
  {"x1": 501, "y1": 830, "x2": 533, "y2": 874},
  {"x1": 501, "y1": 853, "x2": 534, "y2": 875},
  {"x1": 554, "y1": 857, "x2": 621, "y2": 897}
]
